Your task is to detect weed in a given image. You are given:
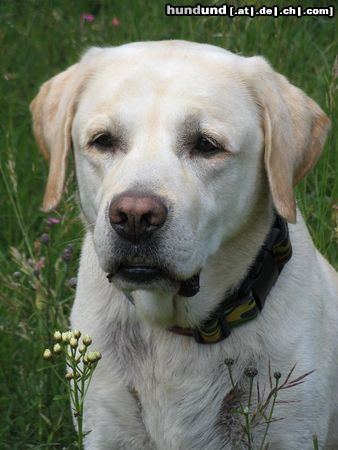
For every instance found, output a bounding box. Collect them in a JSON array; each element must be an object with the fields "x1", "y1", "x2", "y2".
[{"x1": 43, "y1": 329, "x2": 102, "y2": 449}]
